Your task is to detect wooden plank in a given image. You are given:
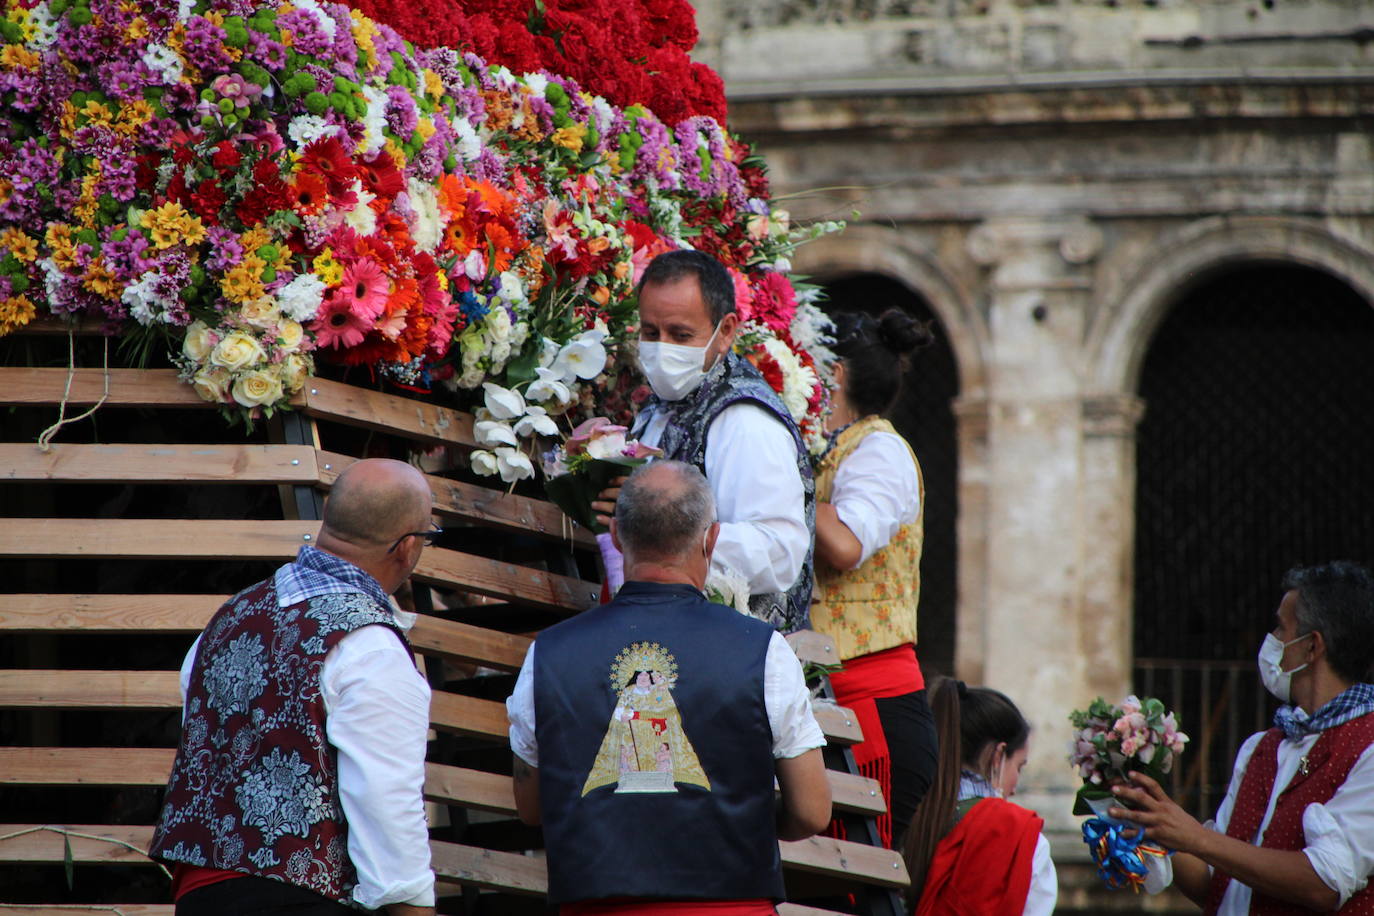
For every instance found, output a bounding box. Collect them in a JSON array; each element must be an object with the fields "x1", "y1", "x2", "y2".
[
  {"x1": 778, "y1": 906, "x2": 851, "y2": 916},
  {"x1": 430, "y1": 839, "x2": 547, "y2": 896},
  {"x1": 780, "y1": 835, "x2": 911, "y2": 888},
  {"x1": 0, "y1": 671, "x2": 181, "y2": 708},
  {"x1": 1, "y1": 908, "x2": 172, "y2": 915},
  {"x1": 810, "y1": 702, "x2": 864, "y2": 745},
  {"x1": 0, "y1": 824, "x2": 155, "y2": 865},
  {"x1": 299, "y1": 377, "x2": 477, "y2": 449},
  {"x1": 826, "y1": 770, "x2": 887, "y2": 816},
  {"x1": 0, "y1": 368, "x2": 206, "y2": 407},
  {"x1": 786, "y1": 630, "x2": 841, "y2": 667},
  {"x1": 429, "y1": 690, "x2": 511, "y2": 741},
  {"x1": 318, "y1": 451, "x2": 594, "y2": 548},
  {"x1": 0, "y1": 443, "x2": 321, "y2": 484},
  {"x1": 0, "y1": 594, "x2": 532, "y2": 673},
  {"x1": 0, "y1": 520, "x2": 597, "y2": 613},
  {"x1": 10, "y1": 315, "x2": 106, "y2": 336}
]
